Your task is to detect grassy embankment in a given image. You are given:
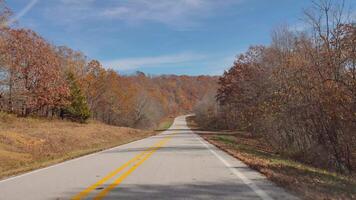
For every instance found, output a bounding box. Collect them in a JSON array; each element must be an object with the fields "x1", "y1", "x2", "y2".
[
  {"x1": 186, "y1": 116, "x2": 356, "y2": 200},
  {"x1": 155, "y1": 116, "x2": 175, "y2": 131},
  {"x1": 0, "y1": 112, "x2": 174, "y2": 180}
]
